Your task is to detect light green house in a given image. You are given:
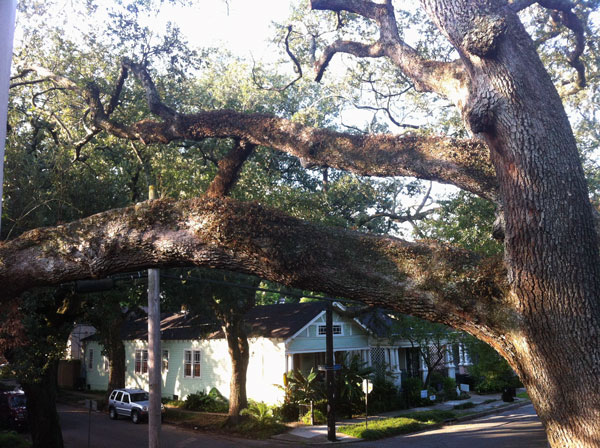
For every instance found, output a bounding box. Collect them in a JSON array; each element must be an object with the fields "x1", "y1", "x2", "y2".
[{"x1": 83, "y1": 302, "x2": 465, "y2": 404}]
